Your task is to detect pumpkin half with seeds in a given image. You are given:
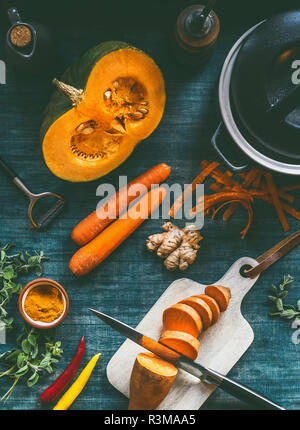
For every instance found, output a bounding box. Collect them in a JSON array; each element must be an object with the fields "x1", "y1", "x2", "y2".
[{"x1": 41, "y1": 41, "x2": 166, "y2": 182}]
